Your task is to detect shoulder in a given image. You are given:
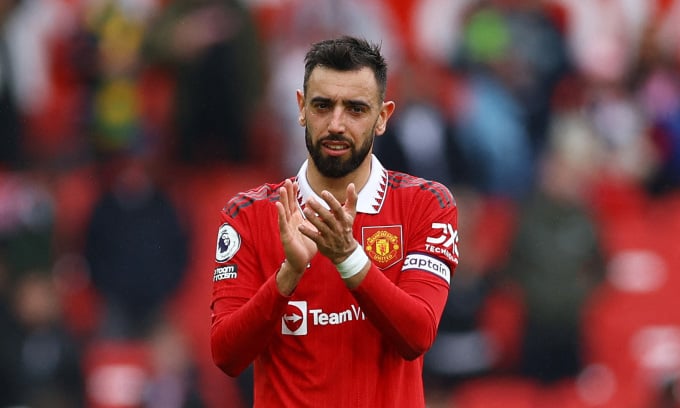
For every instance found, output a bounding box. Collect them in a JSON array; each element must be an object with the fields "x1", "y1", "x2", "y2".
[
  {"x1": 387, "y1": 171, "x2": 455, "y2": 210},
  {"x1": 222, "y1": 179, "x2": 289, "y2": 219}
]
